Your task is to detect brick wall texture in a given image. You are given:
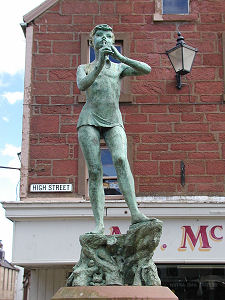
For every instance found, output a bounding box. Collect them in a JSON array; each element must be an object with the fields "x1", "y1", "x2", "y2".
[{"x1": 27, "y1": 0, "x2": 225, "y2": 196}]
